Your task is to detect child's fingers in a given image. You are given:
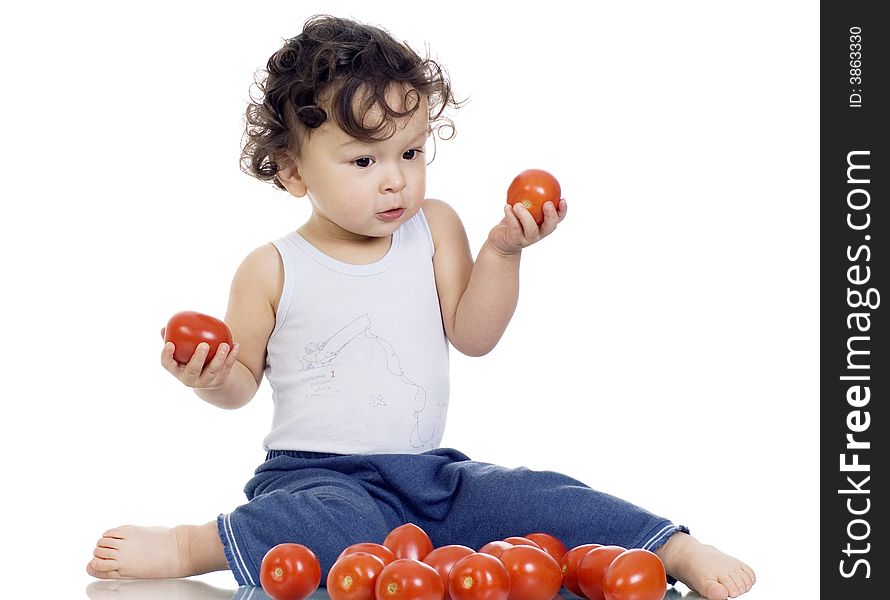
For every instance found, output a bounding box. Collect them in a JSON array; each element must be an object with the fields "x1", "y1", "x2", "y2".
[
  {"x1": 182, "y1": 343, "x2": 210, "y2": 378},
  {"x1": 224, "y1": 343, "x2": 241, "y2": 369},
  {"x1": 160, "y1": 342, "x2": 179, "y2": 371},
  {"x1": 202, "y1": 343, "x2": 230, "y2": 378},
  {"x1": 503, "y1": 204, "x2": 522, "y2": 230},
  {"x1": 513, "y1": 203, "x2": 539, "y2": 237},
  {"x1": 557, "y1": 198, "x2": 568, "y2": 220},
  {"x1": 539, "y1": 201, "x2": 560, "y2": 235}
]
